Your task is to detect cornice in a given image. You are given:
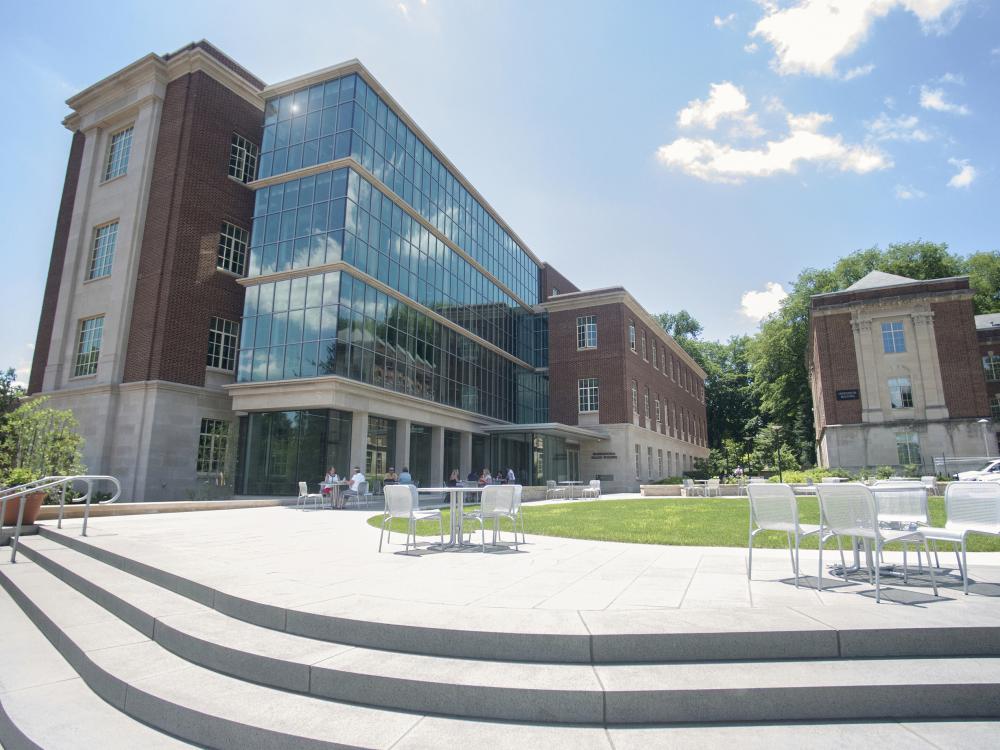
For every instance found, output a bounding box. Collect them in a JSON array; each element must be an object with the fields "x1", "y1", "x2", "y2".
[{"x1": 239, "y1": 261, "x2": 536, "y2": 372}]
